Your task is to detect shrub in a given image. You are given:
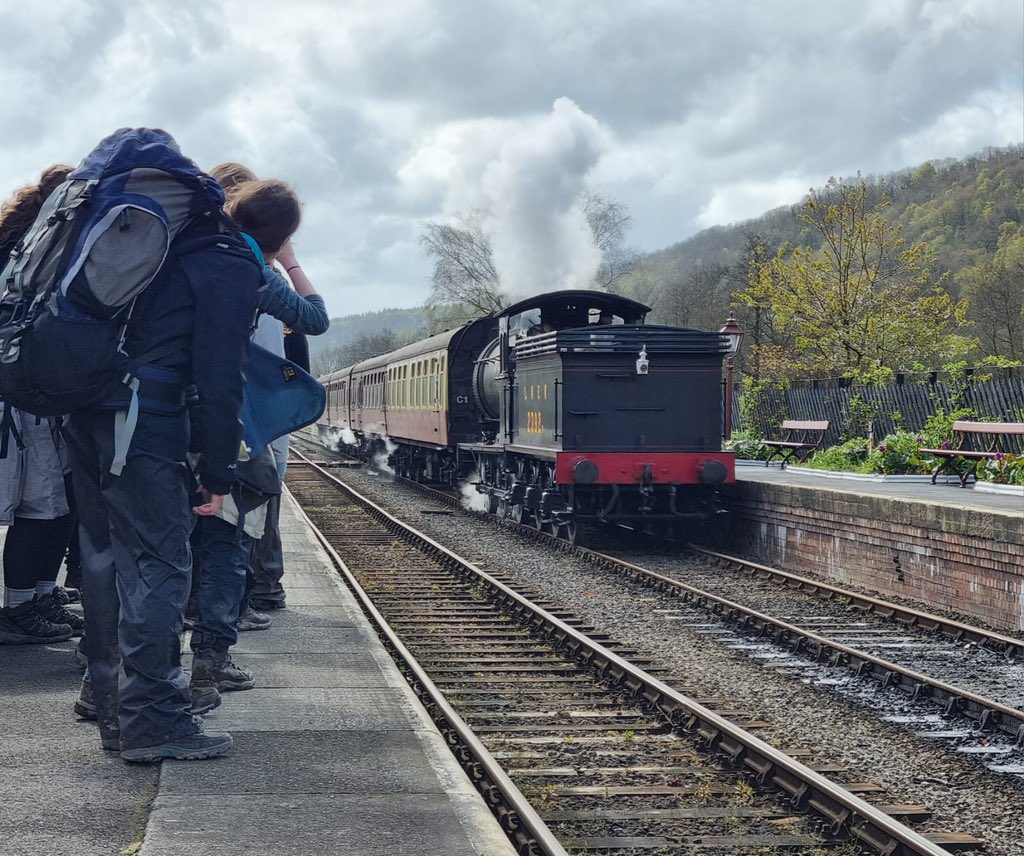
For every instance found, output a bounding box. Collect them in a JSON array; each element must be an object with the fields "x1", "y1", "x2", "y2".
[
  {"x1": 919, "y1": 407, "x2": 975, "y2": 449},
  {"x1": 724, "y1": 428, "x2": 770, "y2": 460},
  {"x1": 800, "y1": 438, "x2": 871, "y2": 472},
  {"x1": 867, "y1": 430, "x2": 935, "y2": 475},
  {"x1": 980, "y1": 453, "x2": 1024, "y2": 485}
]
